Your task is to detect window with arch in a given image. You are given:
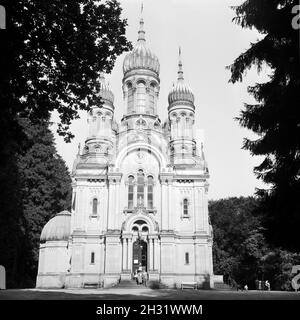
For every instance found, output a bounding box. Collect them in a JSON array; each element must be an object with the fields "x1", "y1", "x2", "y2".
[
  {"x1": 136, "y1": 81, "x2": 146, "y2": 112},
  {"x1": 92, "y1": 198, "x2": 98, "y2": 216},
  {"x1": 183, "y1": 198, "x2": 189, "y2": 216},
  {"x1": 132, "y1": 226, "x2": 139, "y2": 233},
  {"x1": 128, "y1": 175, "x2": 134, "y2": 209},
  {"x1": 137, "y1": 170, "x2": 145, "y2": 205},
  {"x1": 147, "y1": 176, "x2": 154, "y2": 209},
  {"x1": 127, "y1": 82, "x2": 134, "y2": 113},
  {"x1": 149, "y1": 82, "x2": 156, "y2": 114},
  {"x1": 185, "y1": 252, "x2": 190, "y2": 265},
  {"x1": 142, "y1": 226, "x2": 149, "y2": 232},
  {"x1": 185, "y1": 117, "x2": 190, "y2": 137},
  {"x1": 91, "y1": 252, "x2": 95, "y2": 264}
]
